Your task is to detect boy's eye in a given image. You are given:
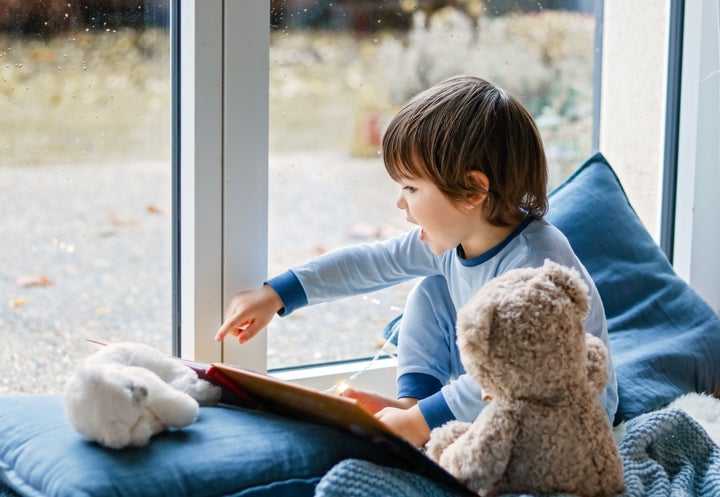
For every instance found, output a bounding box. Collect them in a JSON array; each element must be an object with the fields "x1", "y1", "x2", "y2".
[{"x1": 403, "y1": 186, "x2": 417, "y2": 194}]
